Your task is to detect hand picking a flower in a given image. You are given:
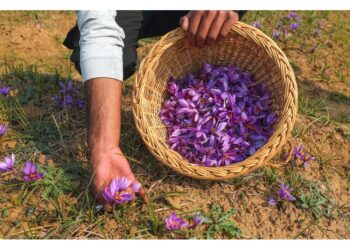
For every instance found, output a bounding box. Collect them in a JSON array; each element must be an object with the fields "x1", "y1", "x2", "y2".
[{"x1": 102, "y1": 176, "x2": 142, "y2": 205}]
